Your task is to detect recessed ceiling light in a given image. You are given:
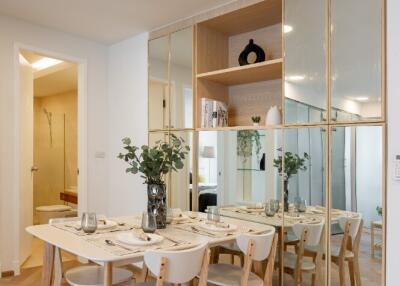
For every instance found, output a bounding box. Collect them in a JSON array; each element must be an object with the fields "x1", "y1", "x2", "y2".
[
  {"x1": 284, "y1": 25, "x2": 293, "y2": 33},
  {"x1": 286, "y1": 75, "x2": 305, "y2": 81},
  {"x1": 354, "y1": 97, "x2": 369, "y2": 102},
  {"x1": 32, "y1": 57, "x2": 63, "y2": 71}
]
